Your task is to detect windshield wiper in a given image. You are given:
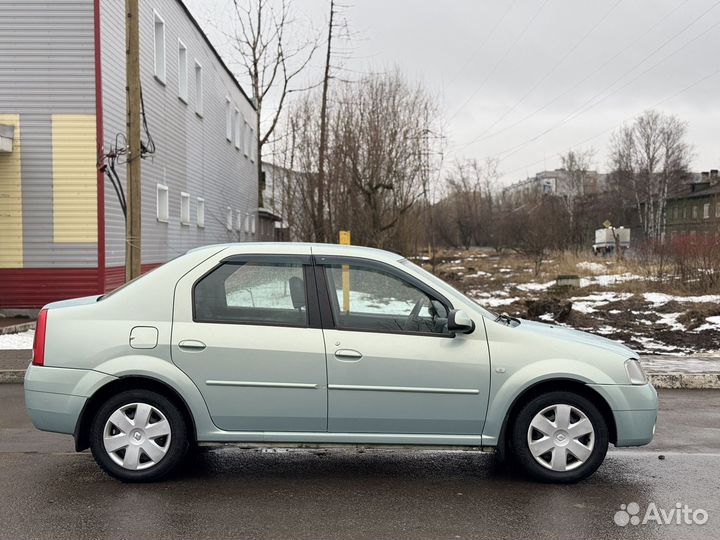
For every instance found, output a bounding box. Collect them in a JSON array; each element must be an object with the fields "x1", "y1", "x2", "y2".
[{"x1": 495, "y1": 312, "x2": 520, "y2": 326}]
